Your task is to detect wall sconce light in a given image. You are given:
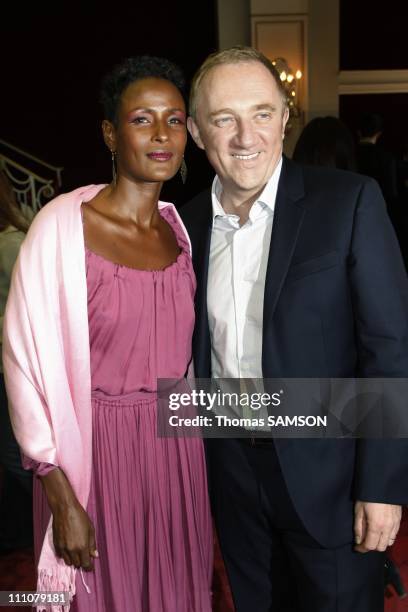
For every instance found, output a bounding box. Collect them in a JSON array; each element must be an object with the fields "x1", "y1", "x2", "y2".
[{"x1": 272, "y1": 57, "x2": 303, "y2": 121}]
